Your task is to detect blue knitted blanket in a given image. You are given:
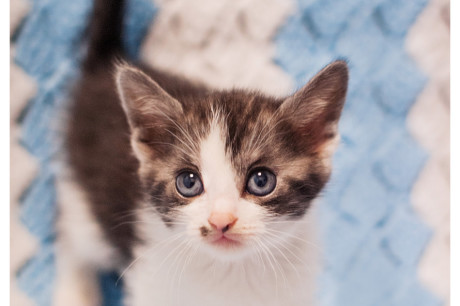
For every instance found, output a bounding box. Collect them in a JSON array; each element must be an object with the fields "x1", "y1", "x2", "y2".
[{"x1": 14, "y1": 0, "x2": 443, "y2": 305}]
